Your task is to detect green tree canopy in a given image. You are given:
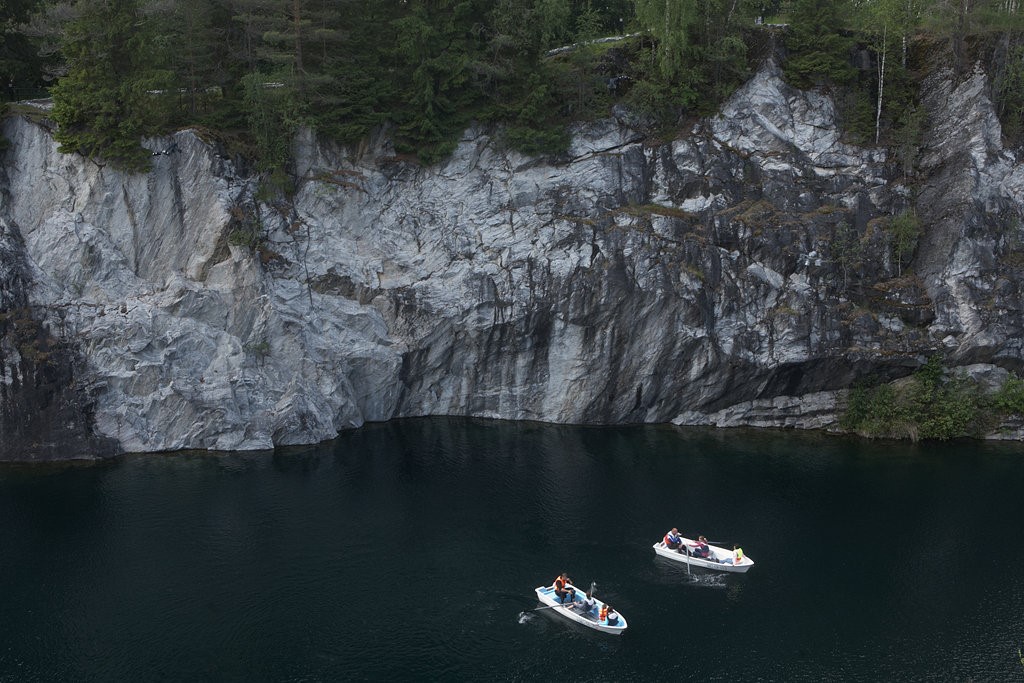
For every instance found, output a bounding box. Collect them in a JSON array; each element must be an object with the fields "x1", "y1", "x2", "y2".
[
  {"x1": 49, "y1": 0, "x2": 171, "y2": 170},
  {"x1": 783, "y1": 0, "x2": 857, "y2": 87}
]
